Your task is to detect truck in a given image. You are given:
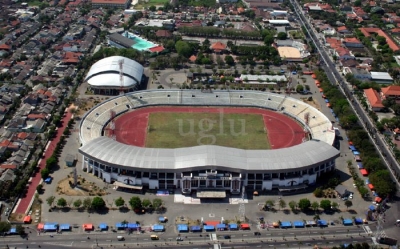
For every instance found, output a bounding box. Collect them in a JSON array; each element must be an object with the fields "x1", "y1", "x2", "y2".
[
  {"x1": 378, "y1": 237, "x2": 397, "y2": 246},
  {"x1": 151, "y1": 235, "x2": 159, "y2": 240},
  {"x1": 117, "y1": 236, "x2": 125, "y2": 241}
]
